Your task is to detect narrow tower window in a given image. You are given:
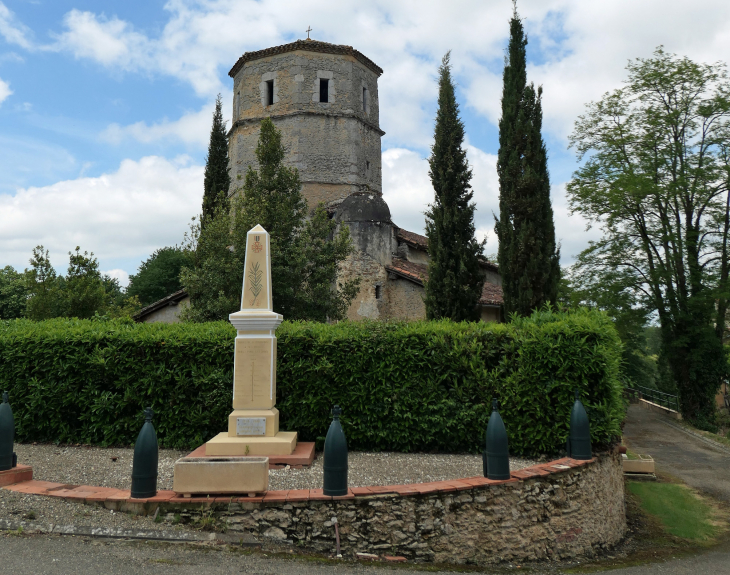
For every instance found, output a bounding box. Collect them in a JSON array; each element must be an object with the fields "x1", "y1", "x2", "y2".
[
  {"x1": 362, "y1": 87, "x2": 368, "y2": 112},
  {"x1": 375, "y1": 285, "x2": 382, "y2": 300},
  {"x1": 266, "y1": 80, "x2": 274, "y2": 106},
  {"x1": 319, "y1": 78, "x2": 329, "y2": 103}
]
